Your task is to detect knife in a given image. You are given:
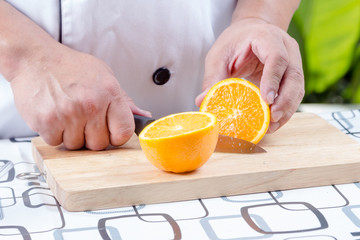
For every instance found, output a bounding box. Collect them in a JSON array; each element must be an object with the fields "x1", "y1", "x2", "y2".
[{"x1": 134, "y1": 114, "x2": 266, "y2": 154}]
